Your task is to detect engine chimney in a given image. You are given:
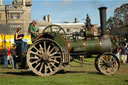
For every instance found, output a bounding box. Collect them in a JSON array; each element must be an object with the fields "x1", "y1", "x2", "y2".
[{"x1": 99, "y1": 7, "x2": 107, "y2": 36}]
